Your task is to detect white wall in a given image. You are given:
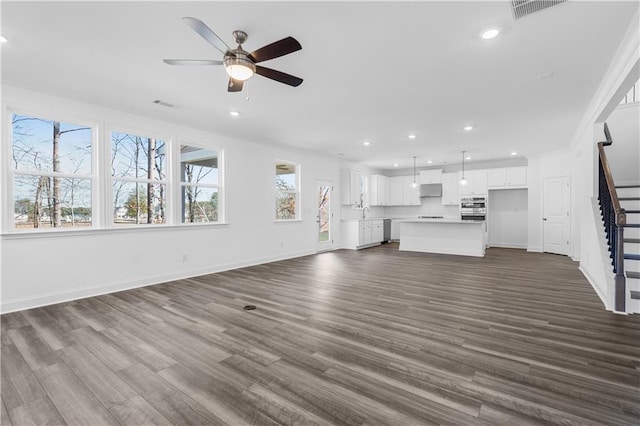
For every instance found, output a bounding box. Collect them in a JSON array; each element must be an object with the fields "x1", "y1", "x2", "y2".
[
  {"x1": 488, "y1": 189, "x2": 528, "y2": 249},
  {"x1": 0, "y1": 85, "x2": 343, "y2": 313},
  {"x1": 604, "y1": 103, "x2": 640, "y2": 185}
]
